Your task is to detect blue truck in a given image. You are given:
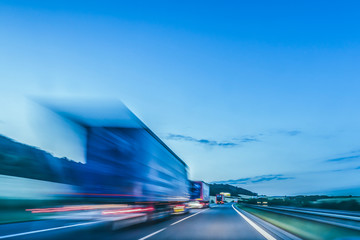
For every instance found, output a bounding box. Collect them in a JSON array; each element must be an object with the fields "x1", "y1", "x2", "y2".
[
  {"x1": 0, "y1": 100, "x2": 190, "y2": 222},
  {"x1": 189, "y1": 181, "x2": 210, "y2": 208}
]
